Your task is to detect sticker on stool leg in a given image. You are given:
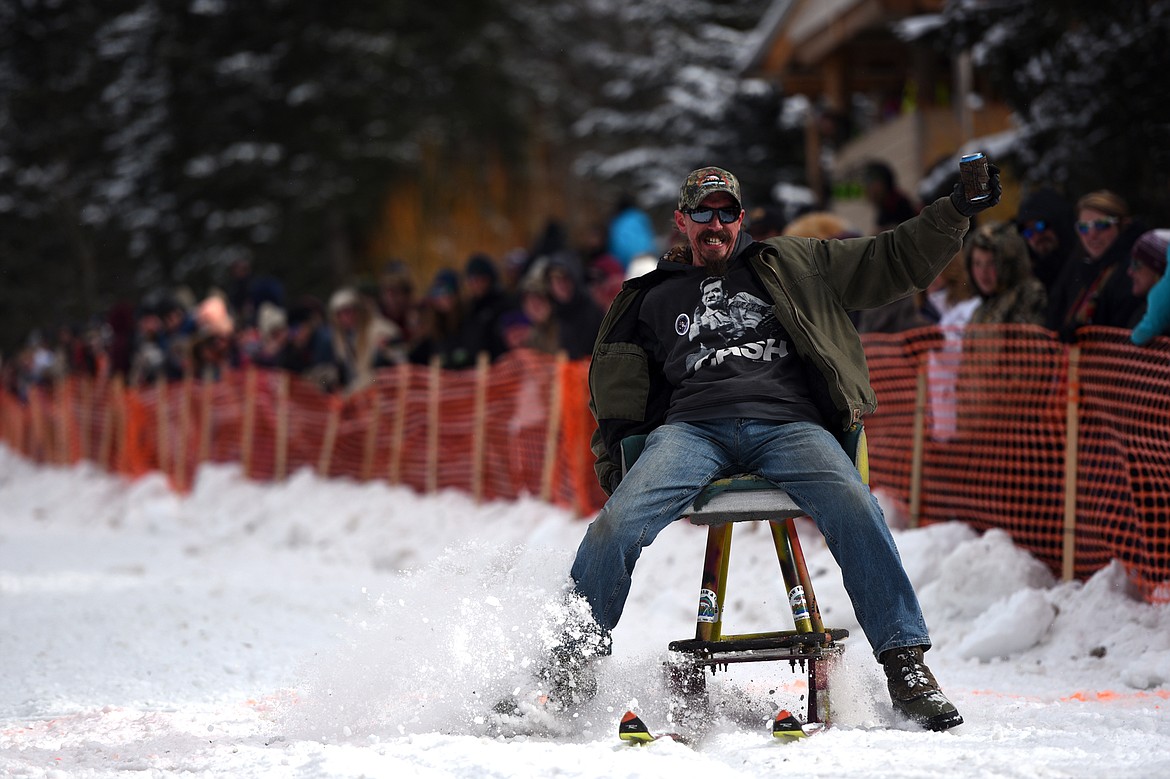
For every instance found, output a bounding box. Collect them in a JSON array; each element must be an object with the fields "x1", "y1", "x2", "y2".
[{"x1": 697, "y1": 588, "x2": 719, "y2": 623}]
